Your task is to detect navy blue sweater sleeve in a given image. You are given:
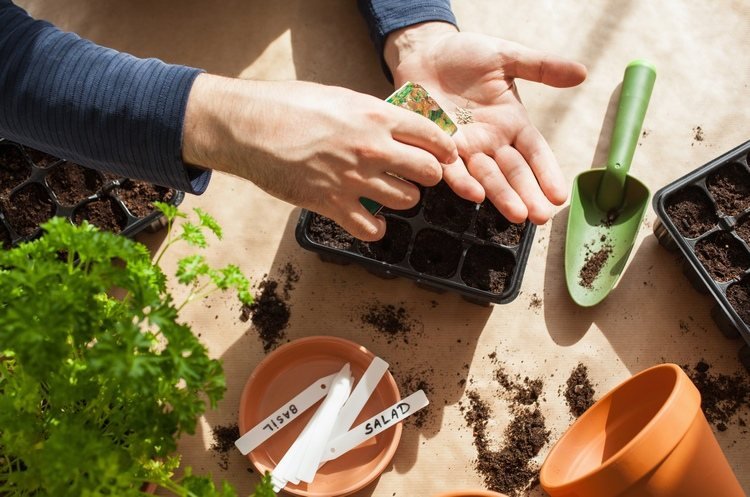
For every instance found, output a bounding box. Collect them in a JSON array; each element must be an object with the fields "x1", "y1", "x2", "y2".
[
  {"x1": 0, "y1": 0, "x2": 211, "y2": 194},
  {"x1": 357, "y1": 0, "x2": 457, "y2": 82}
]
